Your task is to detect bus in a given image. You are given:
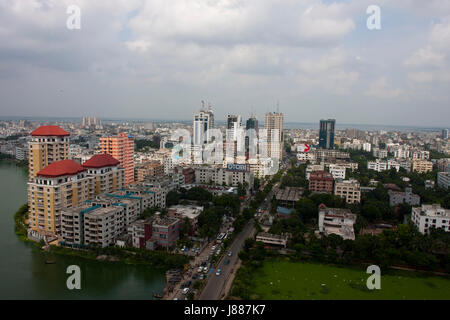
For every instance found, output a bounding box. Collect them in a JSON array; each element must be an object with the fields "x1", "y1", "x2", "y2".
[{"x1": 216, "y1": 233, "x2": 226, "y2": 243}]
